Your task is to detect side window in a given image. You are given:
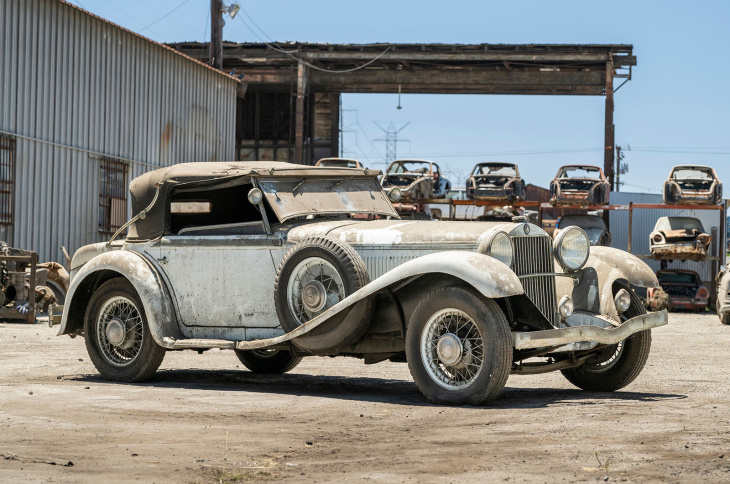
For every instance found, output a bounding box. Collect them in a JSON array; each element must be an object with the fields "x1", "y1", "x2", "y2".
[
  {"x1": 169, "y1": 183, "x2": 267, "y2": 236},
  {"x1": 0, "y1": 135, "x2": 14, "y2": 226},
  {"x1": 98, "y1": 158, "x2": 128, "y2": 235}
]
